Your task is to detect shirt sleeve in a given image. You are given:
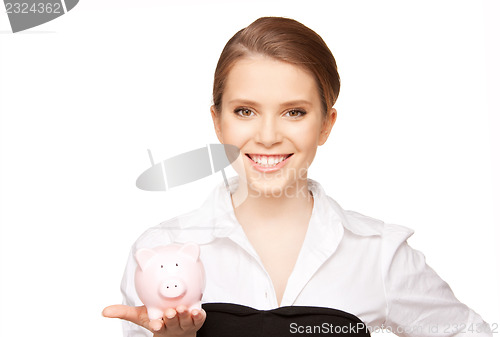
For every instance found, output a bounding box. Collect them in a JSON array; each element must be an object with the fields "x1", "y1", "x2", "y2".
[{"x1": 382, "y1": 227, "x2": 492, "y2": 337}]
